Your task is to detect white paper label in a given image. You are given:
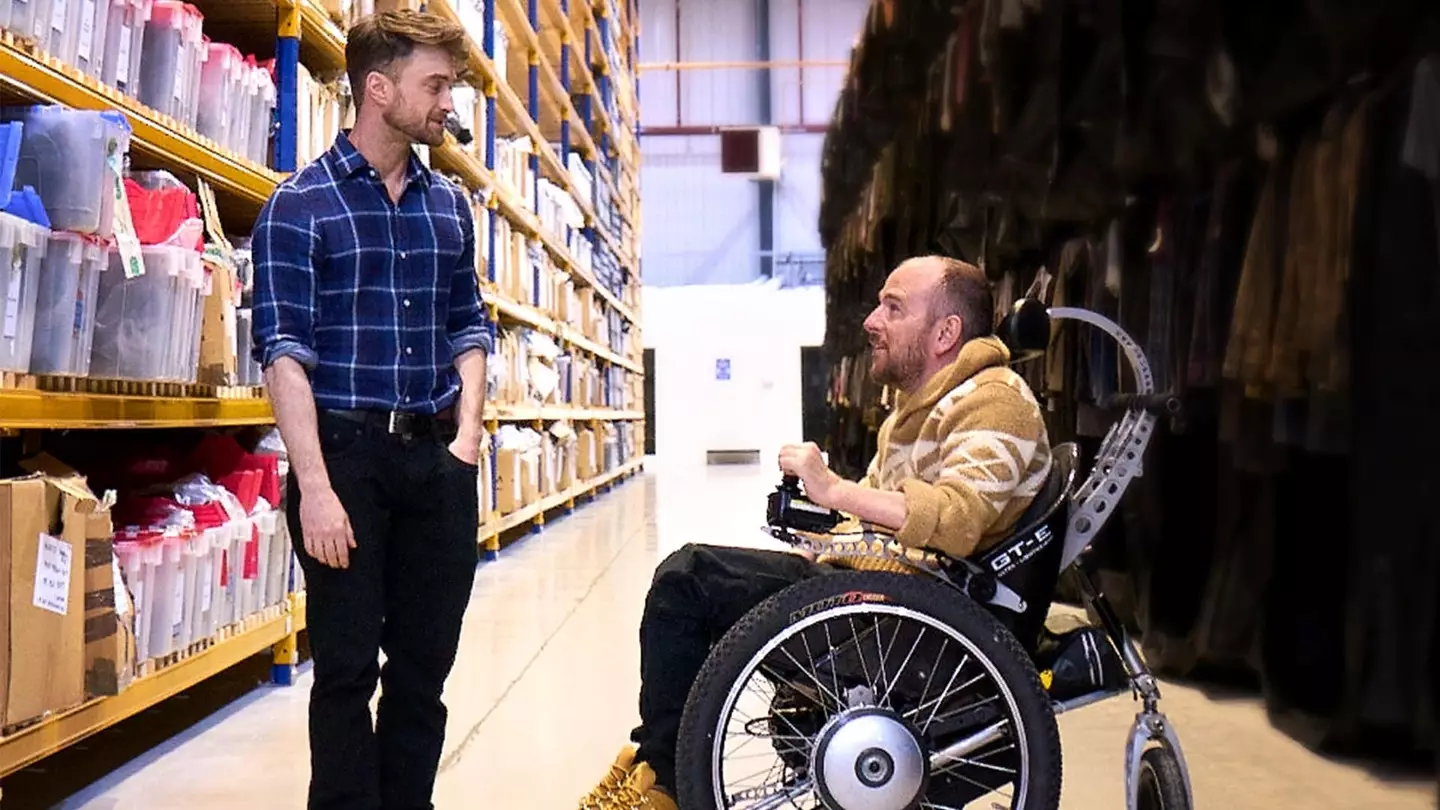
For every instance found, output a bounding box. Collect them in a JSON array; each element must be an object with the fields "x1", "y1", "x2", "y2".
[
  {"x1": 78, "y1": 0, "x2": 97, "y2": 62},
  {"x1": 201, "y1": 567, "x2": 213, "y2": 612},
  {"x1": 51, "y1": 0, "x2": 69, "y2": 36},
  {"x1": 33, "y1": 533, "x2": 73, "y2": 616},
  {"x1": 108, "y1": 152, "x2": 145, "y2": 278},
  {"x1": 3, "y1": 247, "x2": 24, "y2": 340},
  {"x1": 173, "y1": 44, "x2": 185, "y2": 110},
  {"x1": 116, "y1": 25, "x2": 133, "y2": 85},
  {"x1": 112, "y1": 556, "x2": 134, "y2": 617},
  {"x1": 172, "y1": 573, "x2": 184, "y2": 629}
]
